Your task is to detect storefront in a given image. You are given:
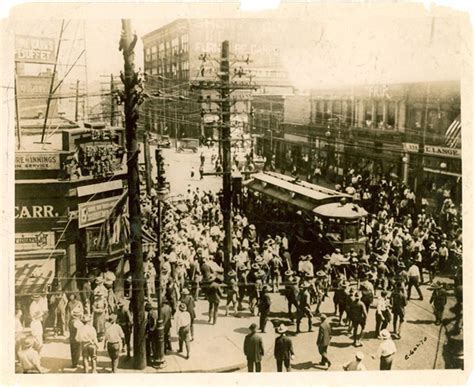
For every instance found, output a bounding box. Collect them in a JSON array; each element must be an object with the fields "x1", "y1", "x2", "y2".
[
  {"x1": 403, "y1": 143, "x2": 462, "y2": 206},
  {"x1": 15, "y1": 127, "x2": 129, "y2": 324}
]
